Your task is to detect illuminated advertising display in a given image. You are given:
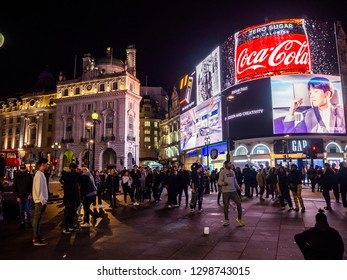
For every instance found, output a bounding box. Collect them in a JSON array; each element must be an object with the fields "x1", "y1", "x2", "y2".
[
  {"x1": 180, "y1": 95, "x2": 223, "y2": 150},
  {"x1": 221, "y1": 19, "x2": 339, "y2": 89},
  {"x1": 272, "y1": 74, "x2": 345, "y2": 135},
  {"x1": 224, "y1": 74, "x2": 345, "y2": 140},
  {"x1": 196, "y1": 46, "x2": 221, "y2": 106},
  {"x1": 179, "y1": 73, "x2": 197, "y2": 114},
  {"x1": 224, "y1": 78, "x2": 274, "y2": 140}
]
